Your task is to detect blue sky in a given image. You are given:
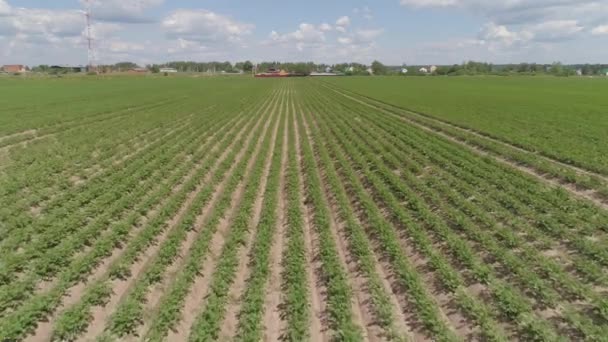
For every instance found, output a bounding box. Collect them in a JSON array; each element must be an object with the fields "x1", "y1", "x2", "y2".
[{"x1": 1, "y1": 0, "x2": 607, "y2": 66}]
